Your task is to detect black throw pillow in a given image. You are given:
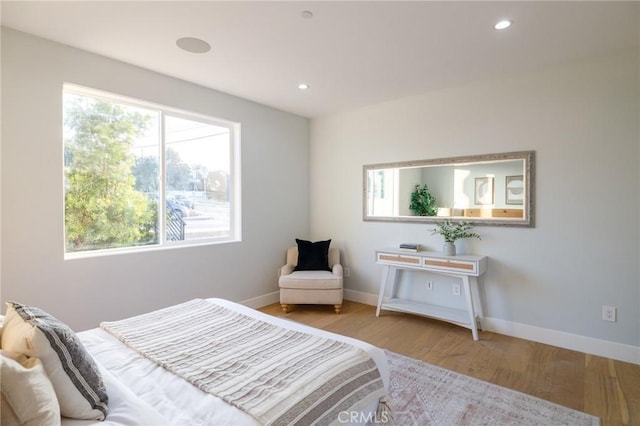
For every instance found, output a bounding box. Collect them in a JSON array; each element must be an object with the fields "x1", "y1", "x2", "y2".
[{"x1": 294, "y1": 239, "x2": 332, "y2": 272}]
